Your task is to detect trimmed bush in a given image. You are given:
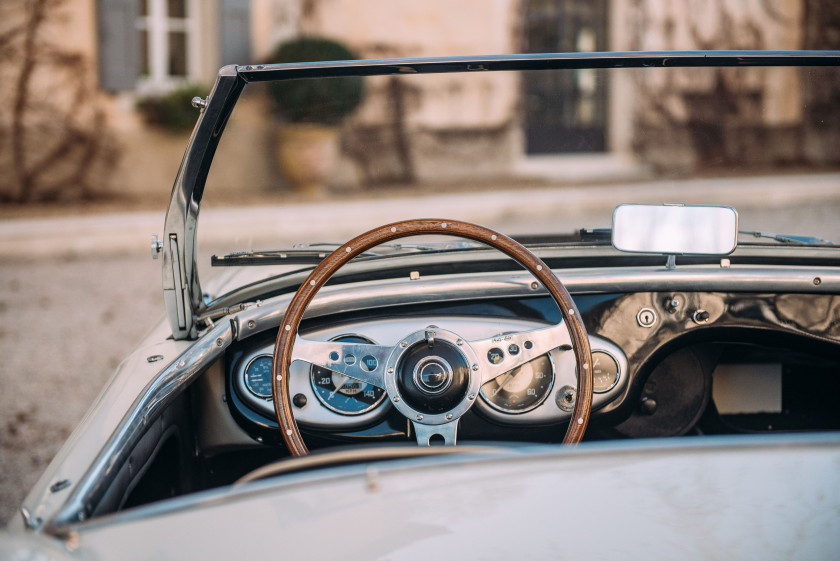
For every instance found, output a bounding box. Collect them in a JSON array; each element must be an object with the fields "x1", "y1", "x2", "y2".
[
  {"x1": 265, "y1": 37, "x2": 364, "y2": 125},
  {"x1": 137, "y1": 84, "x2": 208, "y2": 133}
]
